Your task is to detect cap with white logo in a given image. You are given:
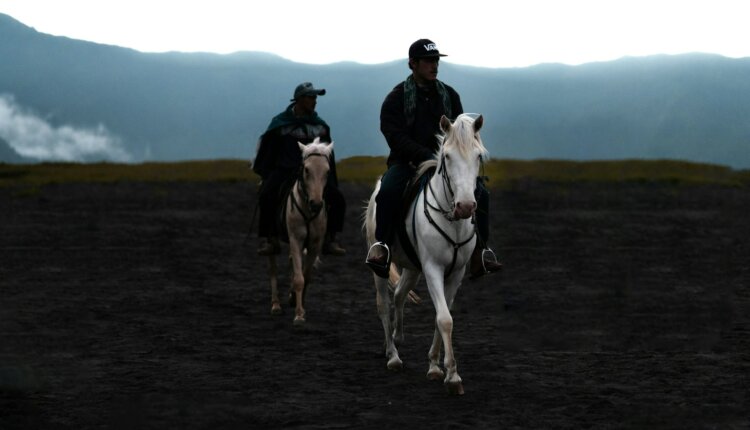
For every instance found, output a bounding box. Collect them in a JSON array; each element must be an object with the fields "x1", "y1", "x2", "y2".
[{"x1": 408, "y1": 39, "x2": 448, "y2": 58}]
